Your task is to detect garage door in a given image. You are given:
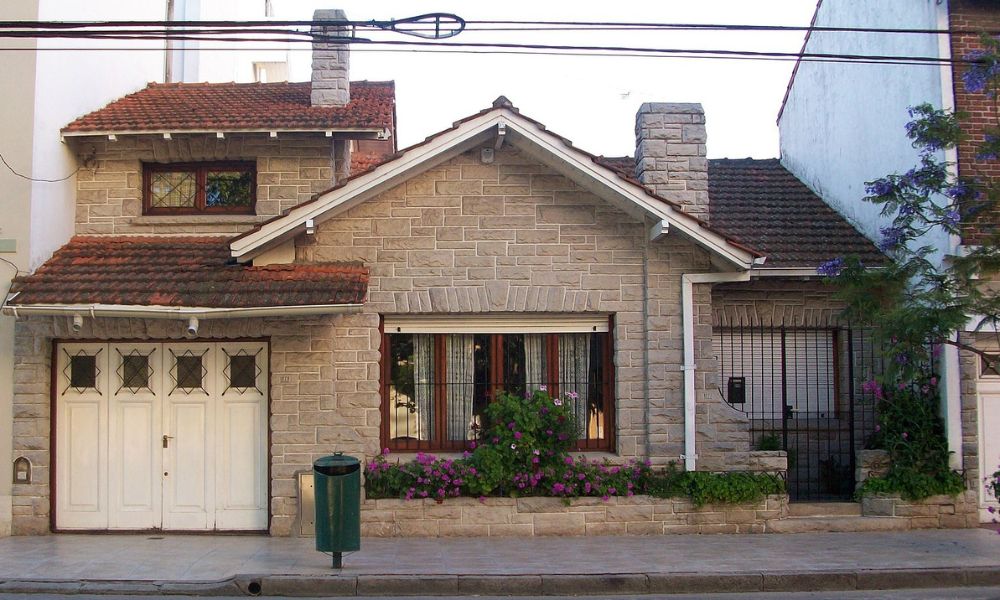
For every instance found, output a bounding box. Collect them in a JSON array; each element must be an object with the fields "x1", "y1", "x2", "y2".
[{"x1": 54, "y1": 341, "x2": 268, "y2": 531}]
